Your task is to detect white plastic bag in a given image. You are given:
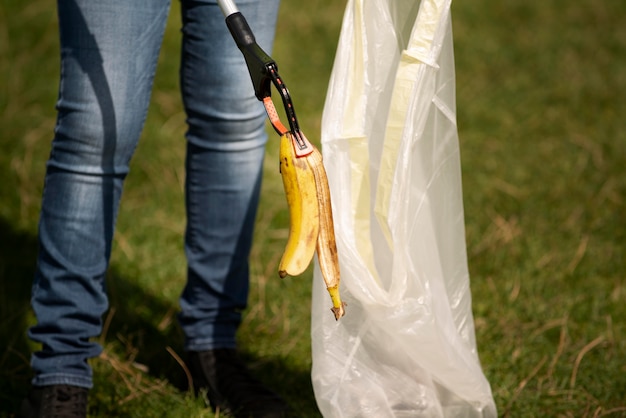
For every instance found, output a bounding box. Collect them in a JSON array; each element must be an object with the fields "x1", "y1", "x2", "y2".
[{"x1": 311, "y1": 0, "x2": 497, "y2": 416}]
